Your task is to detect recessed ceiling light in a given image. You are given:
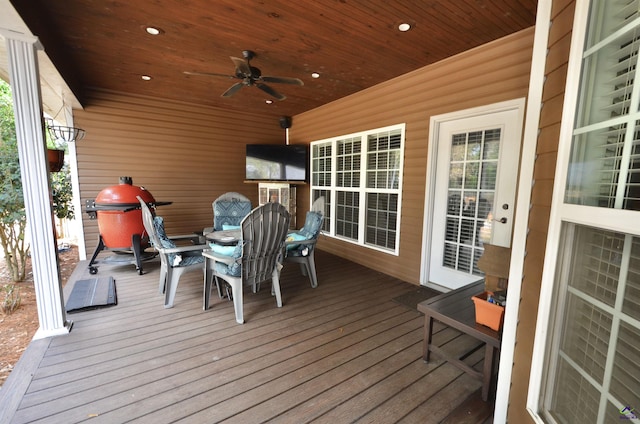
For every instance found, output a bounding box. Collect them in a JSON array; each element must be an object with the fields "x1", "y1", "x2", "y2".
[
  {"x1": 141, "y1": 75, "x2": 152, "y2": 81},
  {"x1": 145, "y1": 26, "x2": 162, "y2": 35},
  {"x1": 398, "y1": 23, "x2": 411, "y2": 32},
  {"x1": 265, "y1": 99, "x2": 273, "y2": 104},
  {"x1": 311, "y1": 72, "x2": 320, "y2": 79}
]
